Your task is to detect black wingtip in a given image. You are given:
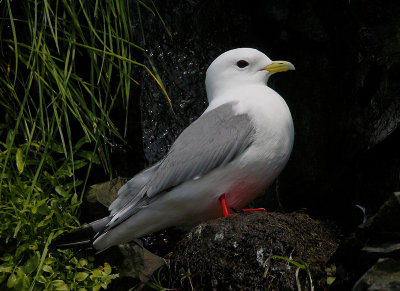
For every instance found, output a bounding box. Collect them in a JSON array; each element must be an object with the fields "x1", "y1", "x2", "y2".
[
  {"x1": 50, "y1": 225, "x2": 96, "y2": 250},
  {"x1": 50, "y1": 217, "x2": 111, "y2": 250}
]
